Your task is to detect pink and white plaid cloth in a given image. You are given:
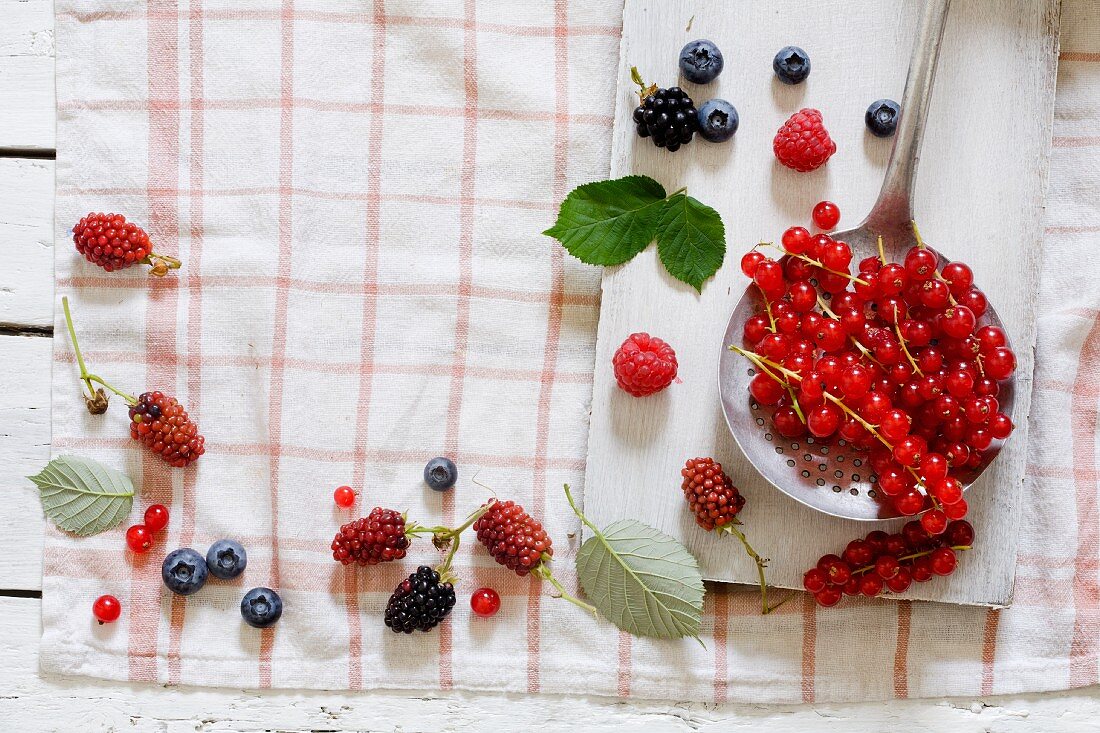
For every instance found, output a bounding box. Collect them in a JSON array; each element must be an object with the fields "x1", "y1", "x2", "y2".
[{"x1": 42, "y1": 0, "x2": 1100, "y2": 702}]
